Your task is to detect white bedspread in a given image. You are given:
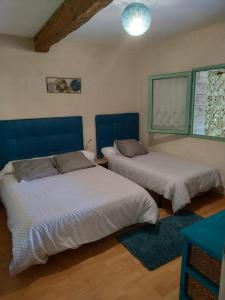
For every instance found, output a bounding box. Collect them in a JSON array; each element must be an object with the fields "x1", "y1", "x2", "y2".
[
  {"x1": 0, "y1": 166, "x2": 158, "y2": 275},
  {"x1": 108, "y1": 152, "x2": 222, "y2": 212}
]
